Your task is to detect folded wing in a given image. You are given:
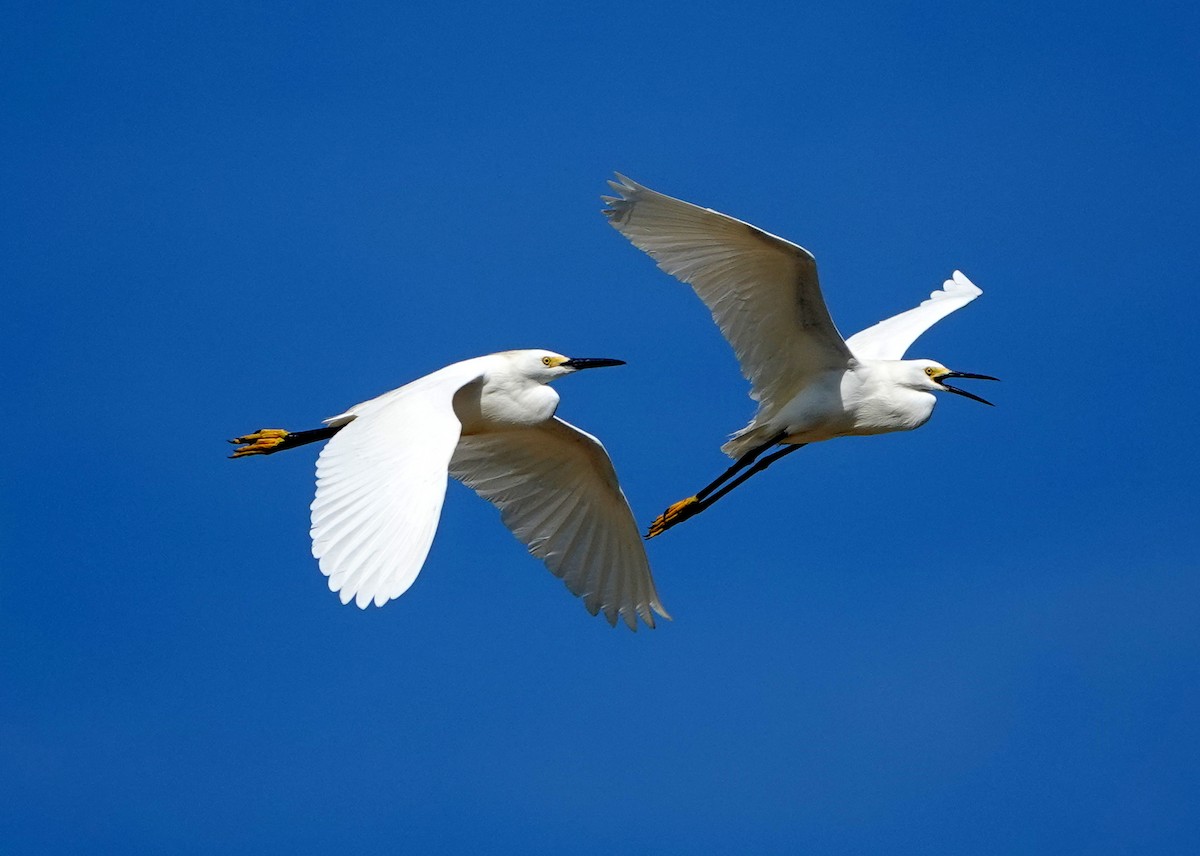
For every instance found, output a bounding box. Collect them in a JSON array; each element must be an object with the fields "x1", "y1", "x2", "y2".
[
  {"x1": 845, "y1": 270, "x2": 983, "y2": 360},
  {"x1": 450, "y1": 417, "x2": 668, "y2": 630},
  {"x1": 604, "y1": 174, "x2": 852, "y2": 415}
]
